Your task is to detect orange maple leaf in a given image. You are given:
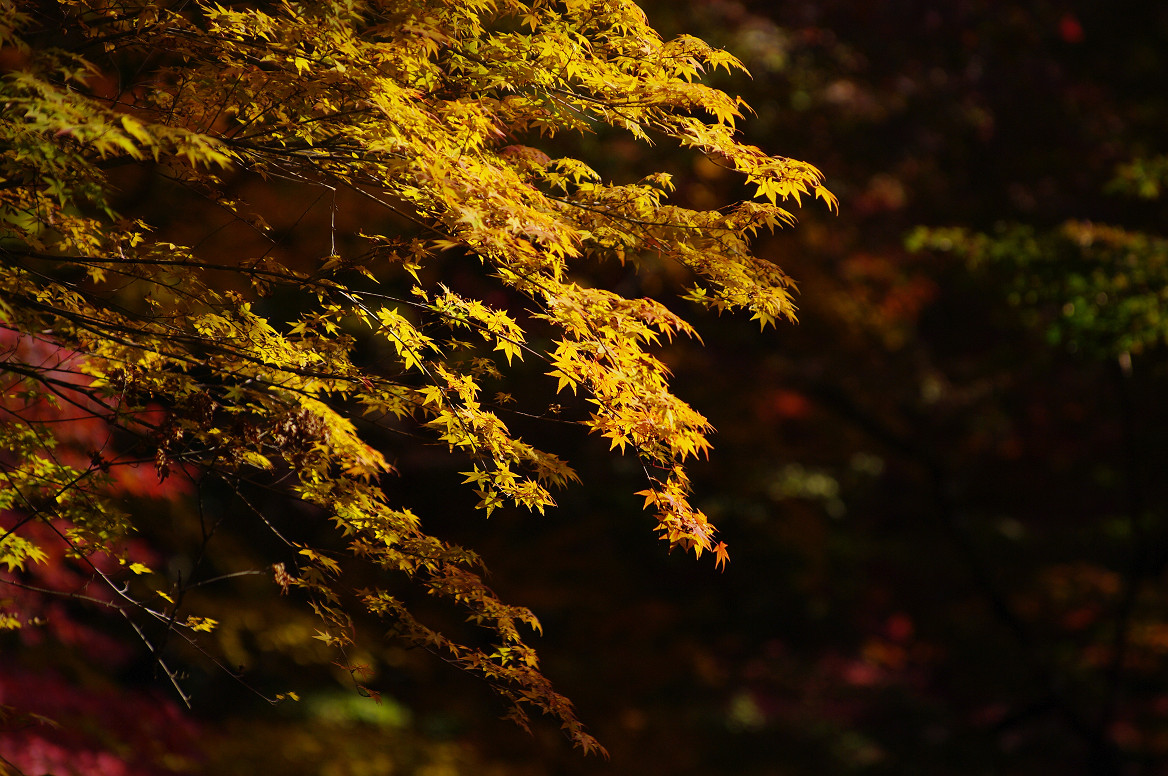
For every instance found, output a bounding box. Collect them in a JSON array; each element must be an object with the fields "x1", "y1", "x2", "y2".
[{"x1": 713, "y1": 541, "x2": 730, "y2": 571}]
